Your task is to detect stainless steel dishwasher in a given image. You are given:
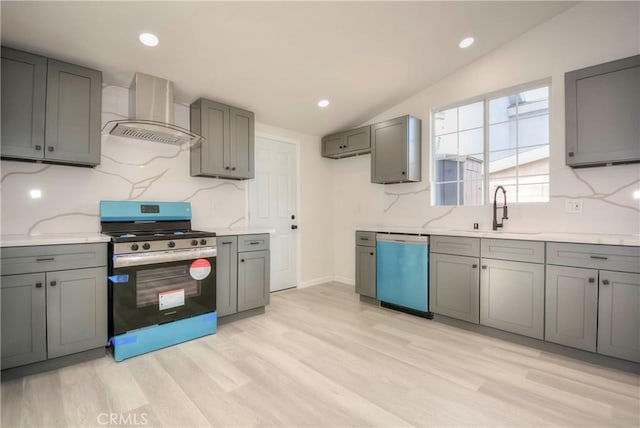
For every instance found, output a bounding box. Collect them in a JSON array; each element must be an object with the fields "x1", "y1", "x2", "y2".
[{"x1": 376, "y1": 234, "x2": 433, "y2": 319}]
